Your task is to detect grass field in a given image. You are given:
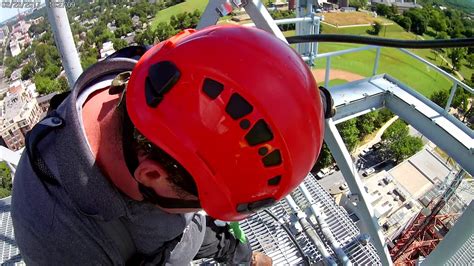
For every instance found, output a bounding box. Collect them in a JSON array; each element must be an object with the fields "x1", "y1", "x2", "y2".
[
  {"x1": 322, "y1": 12, "x2": 391, "y2": 26},
  {"x1": 149, "y1": 3, "x2": 467, "y2": 97},
  {"x1": 328, "y1": 79, "x2": 348, "y2": 87},
  {"x1": 322, "y1": 22, "x2": 472, "y2": 85},
  {"x1": 313, "y1": 42, "x2": 453, "y2": 97},
  {"x1": 309, "y1": 23, "x2": 455, "y2": 97},
  {"x1": 151, "y1": 0, "x2": 208, "y2": 29}
]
